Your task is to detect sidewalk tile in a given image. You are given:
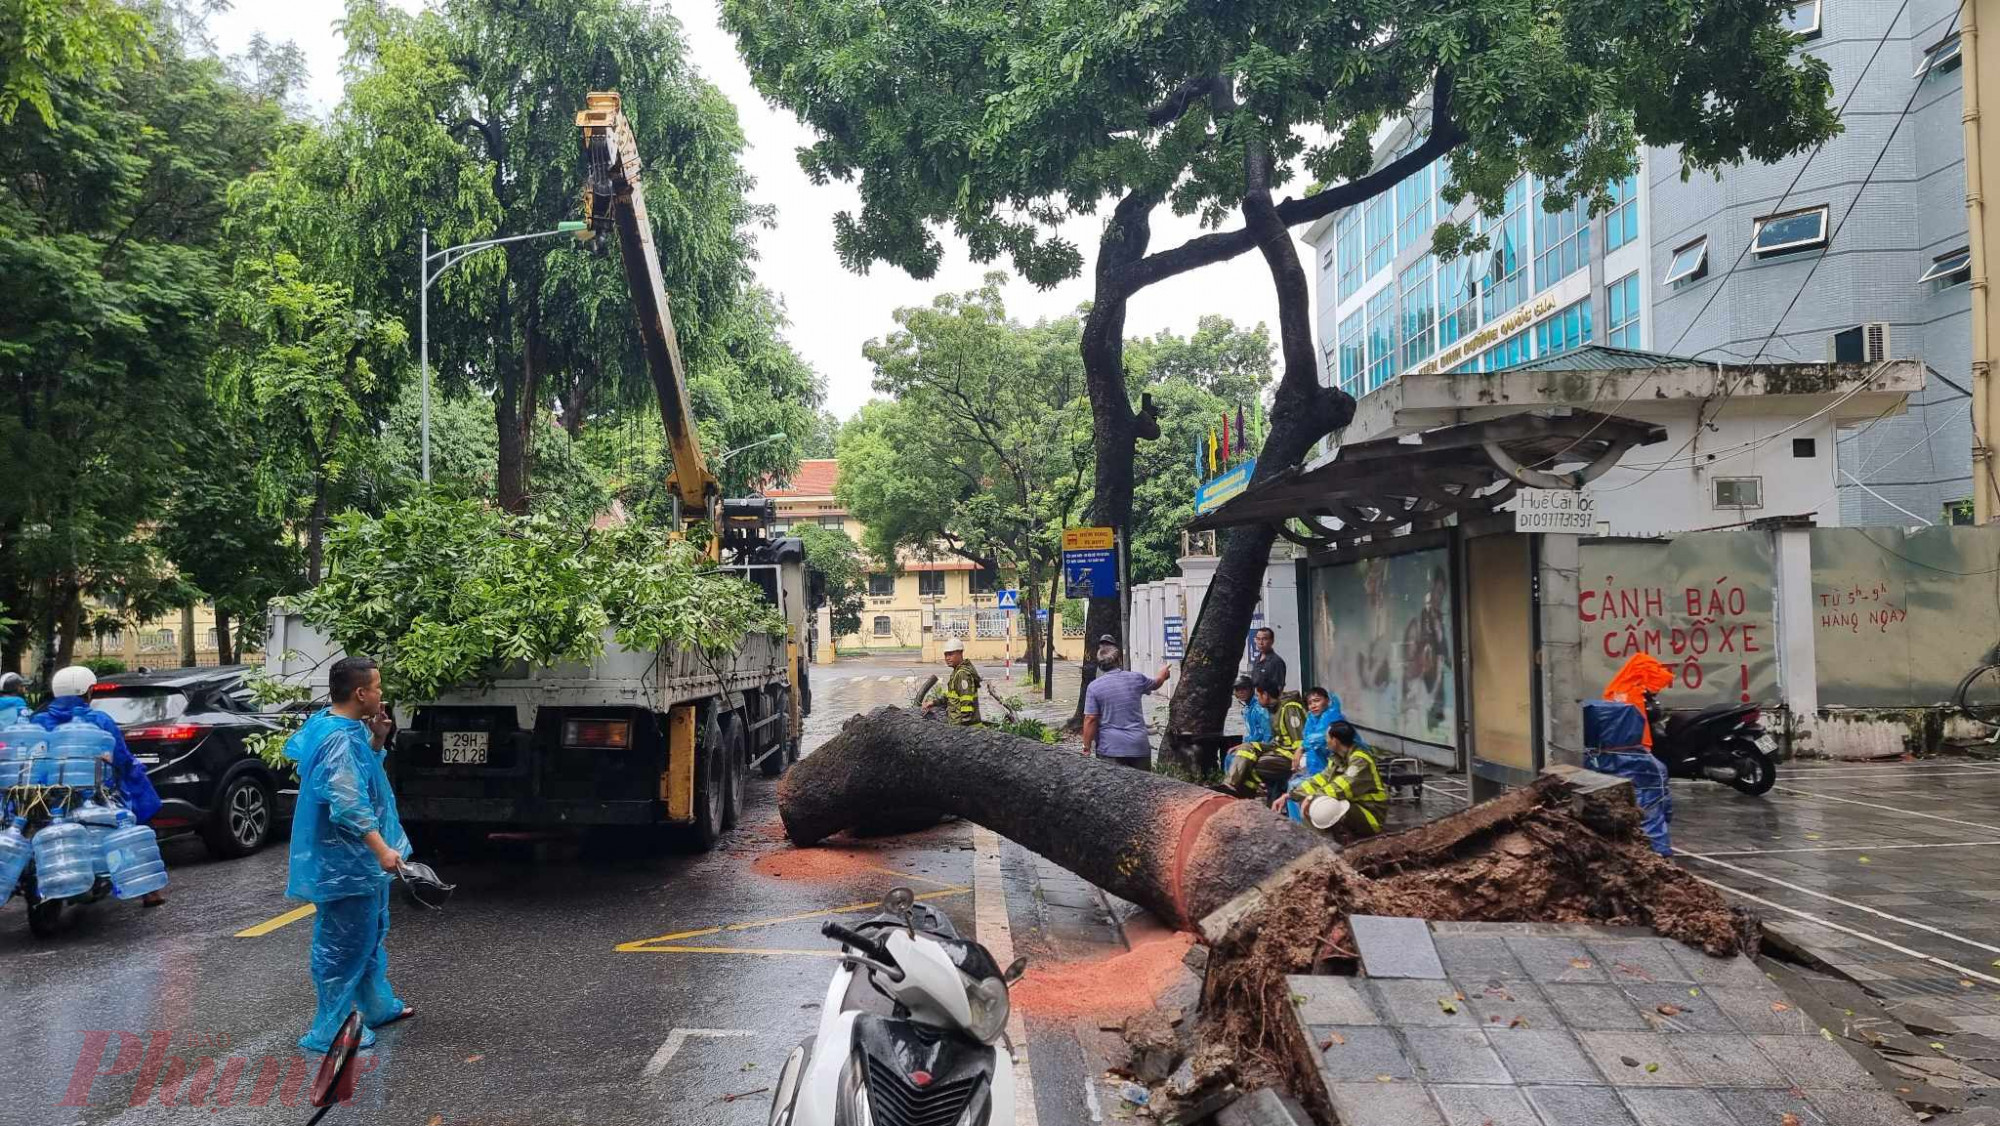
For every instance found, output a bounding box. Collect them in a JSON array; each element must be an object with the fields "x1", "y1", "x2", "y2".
[
  {"x1": 1588, "y1": 938, "x2": 1697, "y2": 985},
  {"x1": 1289, "y1": 976, "x2": 1382, "y2": 1026},
  {"x1": 1622, "y1": 984, "x2": 1742, "y2": 1033},
  {"x1": 1315, "y1": 1026, "x2": 1415, "y2": 1081},
  {"x1": 1460, "y1": 980, "x2": 1562, "y2": 1030},
  {"x1": 1709, "y1": 1086, "x2": 1817, "y2": 1126},
  {"x1": 1620, "y1": 1087, "x2": 1731, "y2": 1126},
  {"x1": 1749, "y1": 1034, "x2": 1880, "y2": 1090},
  {"x1": 1352, "y1": 915, "x2": 1446, "y2": 979},
  {"x1": 1575, "y1": 1031, "x2": 1698, "y2": 1086},
  {"x1": 1434, "y1": 934, "x2": 1530, "y2": 982},
  {"x1": 1483, "y1": 1028, "x2": 1604, "y2": 1084},
  {"x1": 1668, "y1": 1033, "x2": 1790, "y2": 1088},
  {"x1": 1803, "y1": 1087, "x2": 1927, "y2": 1125},
  {"x1": 1506, "y1": 937, "x2": 1611, "y2": 984},
  {"x1": 1429, "y1": 1085, "x2": 1540, "y2": 1126},
  {"x1": 1543, "y1": 983, "x2": 1652, "y2": 1031},
  {"x1": 1404, "y1": 1028, "x2": 1511, "y2": 1084},
  {"x1": 1325, "y1": 1082, "x2": 1445, "y2": 1126},
  {"x1": 1524, "y1": 1084, "x2": 1639, "y2": 1126},
  {"x1": 1369, "y1": 979, "x2": 1480, "y2": 1028}
]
